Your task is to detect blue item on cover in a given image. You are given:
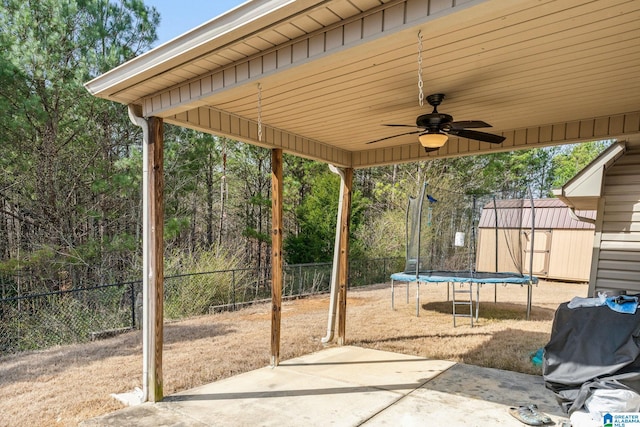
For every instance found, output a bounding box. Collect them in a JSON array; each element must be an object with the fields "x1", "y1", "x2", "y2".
[
  {"x1": 531, "y1": 348, "x2": 544, "y2": 366},
  {"x1": 605, "y1": 295, "x2": 639, "y2": 314}
]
